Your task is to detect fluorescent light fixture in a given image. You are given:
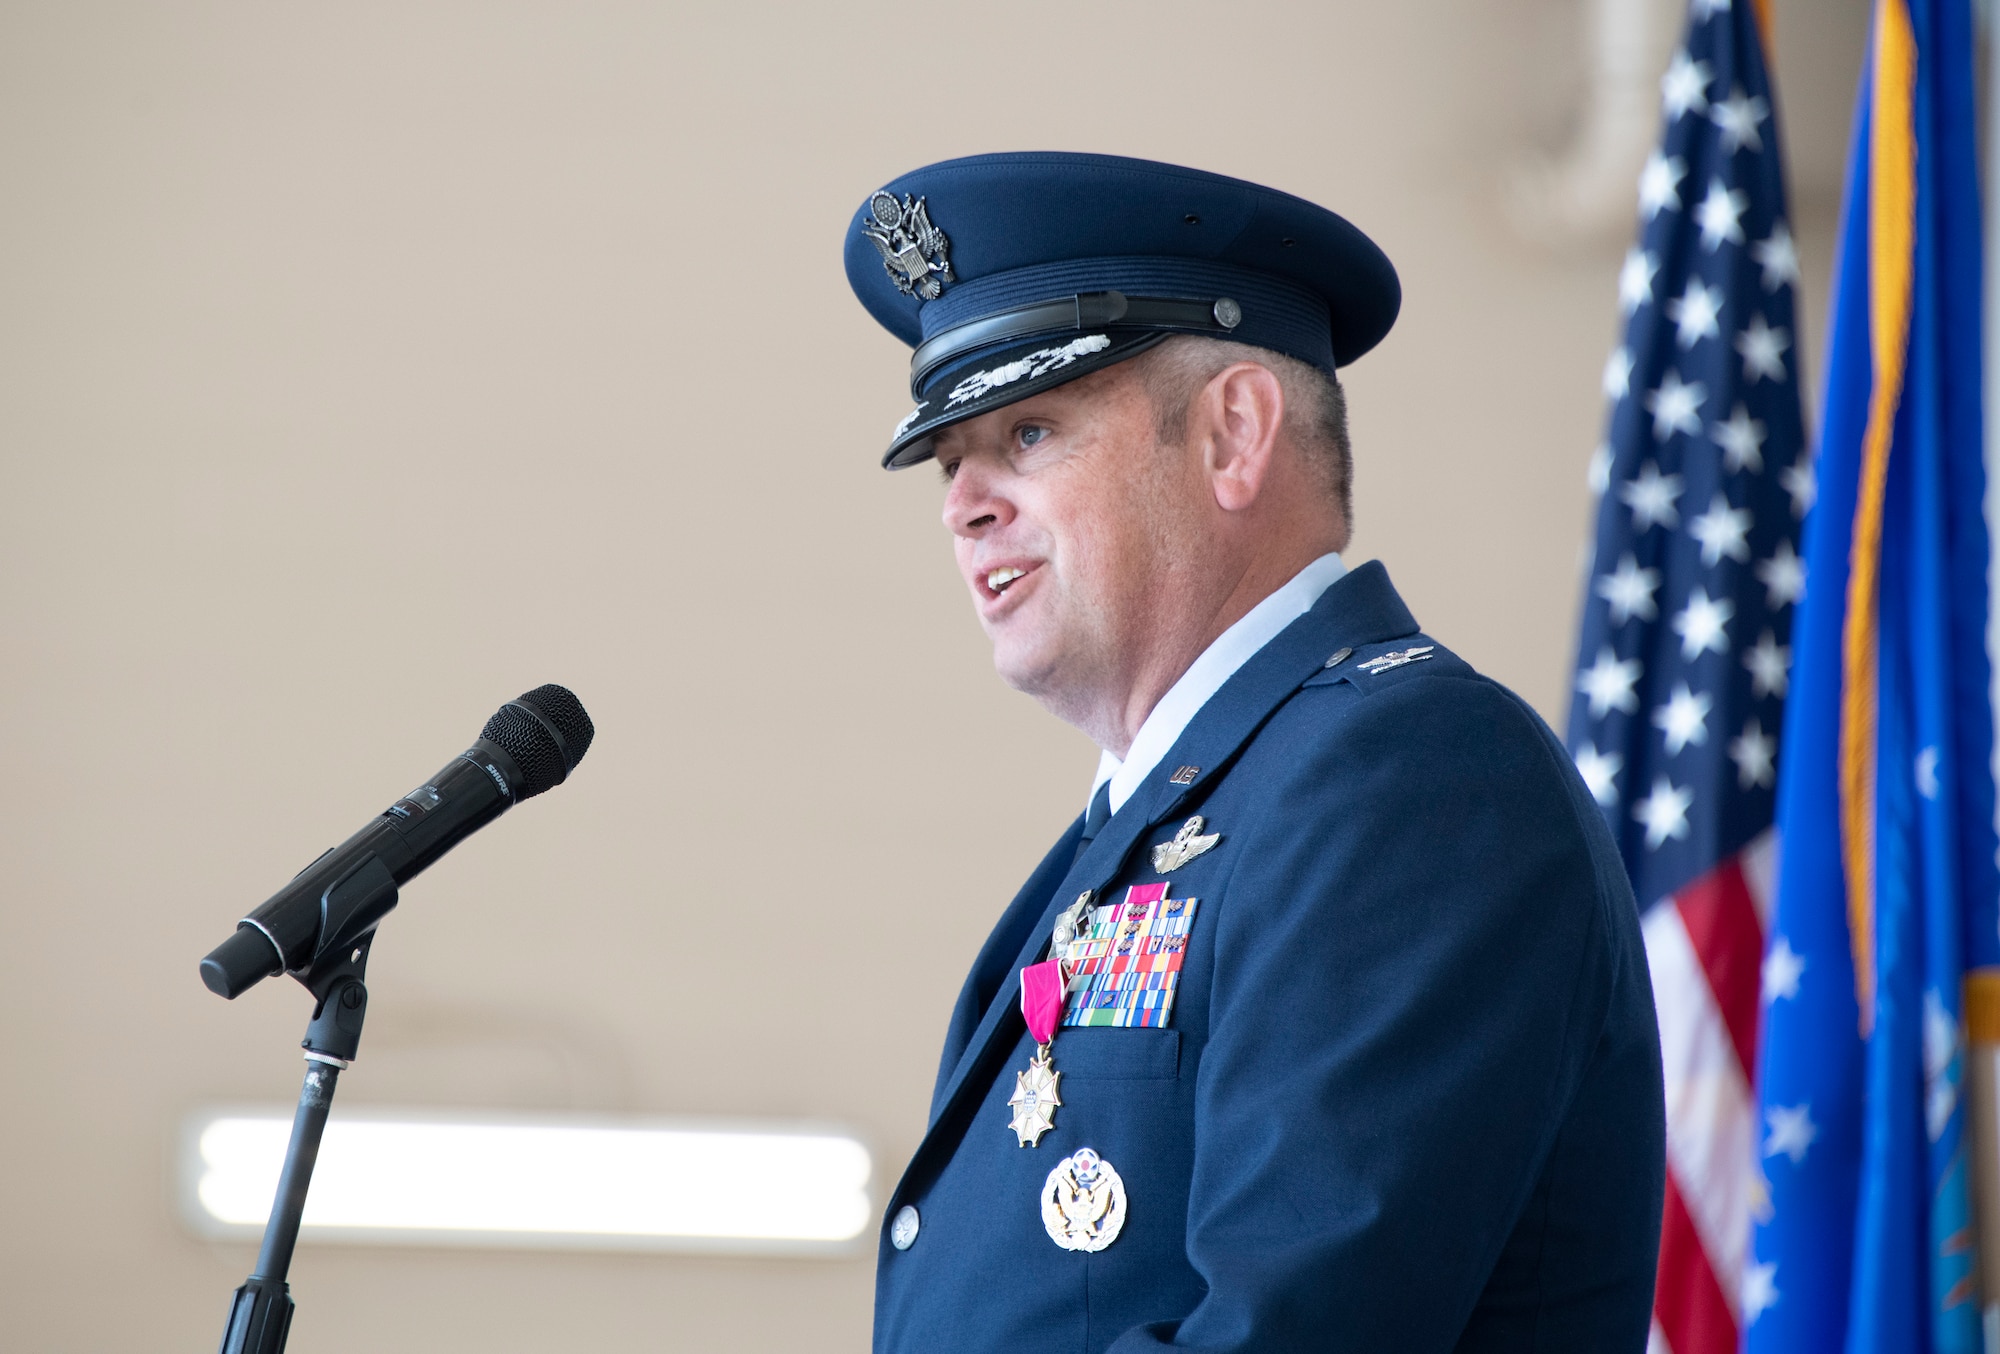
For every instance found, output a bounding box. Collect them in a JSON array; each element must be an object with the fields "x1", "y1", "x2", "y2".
[{"x1": 180, "y1": 1108, "x2": 872, "y2": 1255}]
